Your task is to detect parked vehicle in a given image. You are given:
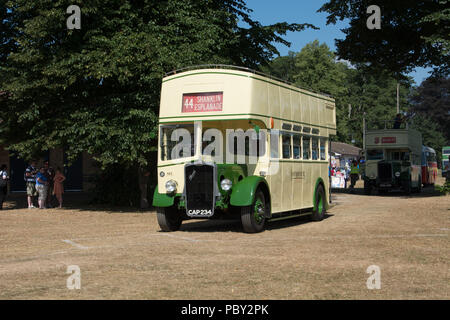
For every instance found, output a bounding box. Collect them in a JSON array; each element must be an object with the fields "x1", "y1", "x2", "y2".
[
  {"x1": 362, "y1": 120, "x2": 422, "y2": 195},
  {"x1": 442, "y1": 146, "x2": 450, "y2": 177},
  {"x1": 153, "y1": 65, "x2": 337, "y2": 232},
  {"x1": 421, "y1": 146, "x2": 437, "y2": 186}
]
